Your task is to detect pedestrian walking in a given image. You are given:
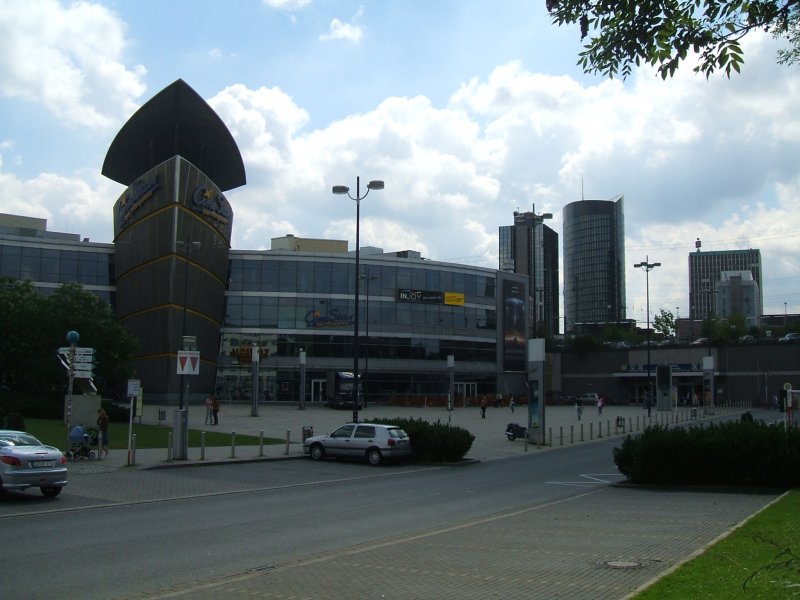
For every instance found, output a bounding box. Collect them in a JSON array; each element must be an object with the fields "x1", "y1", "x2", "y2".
[
  {"x1": 212, "y1": 395, "x2": 220, "y2": 425},
  {"x1": 204, "y1": 395, "x2": 213, "y2": 425},
  {"x1": 480, "y1": 396, "x2": 488, "y2": 419},
  {"x1": 495, "y1": 392, "x2": 502, "y2": 408},
  {"x1": 509, "y1": 395, "x2": 515, "y2": 413},
  {"x1": 597, "y1": 396, "x2": 604, "y2": 415},
  {"x1": 96, "y1": 408, "x2": 109, "y2": 458},
  {"x1": 576, "y1": 401, "x2": 583, "y2": 420}
]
